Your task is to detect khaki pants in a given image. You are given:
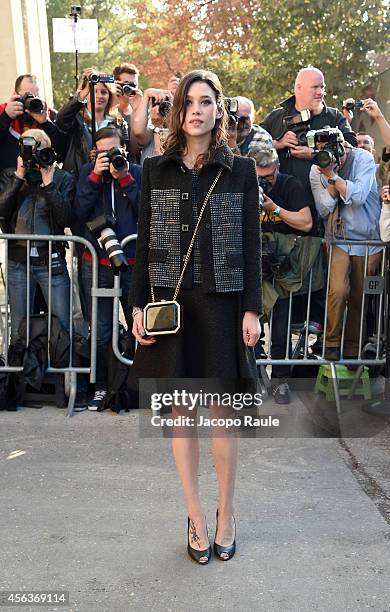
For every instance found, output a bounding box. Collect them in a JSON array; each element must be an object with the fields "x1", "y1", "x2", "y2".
[{"x1": 326, "y1": 246, "x2": 382, "y2": 356}]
